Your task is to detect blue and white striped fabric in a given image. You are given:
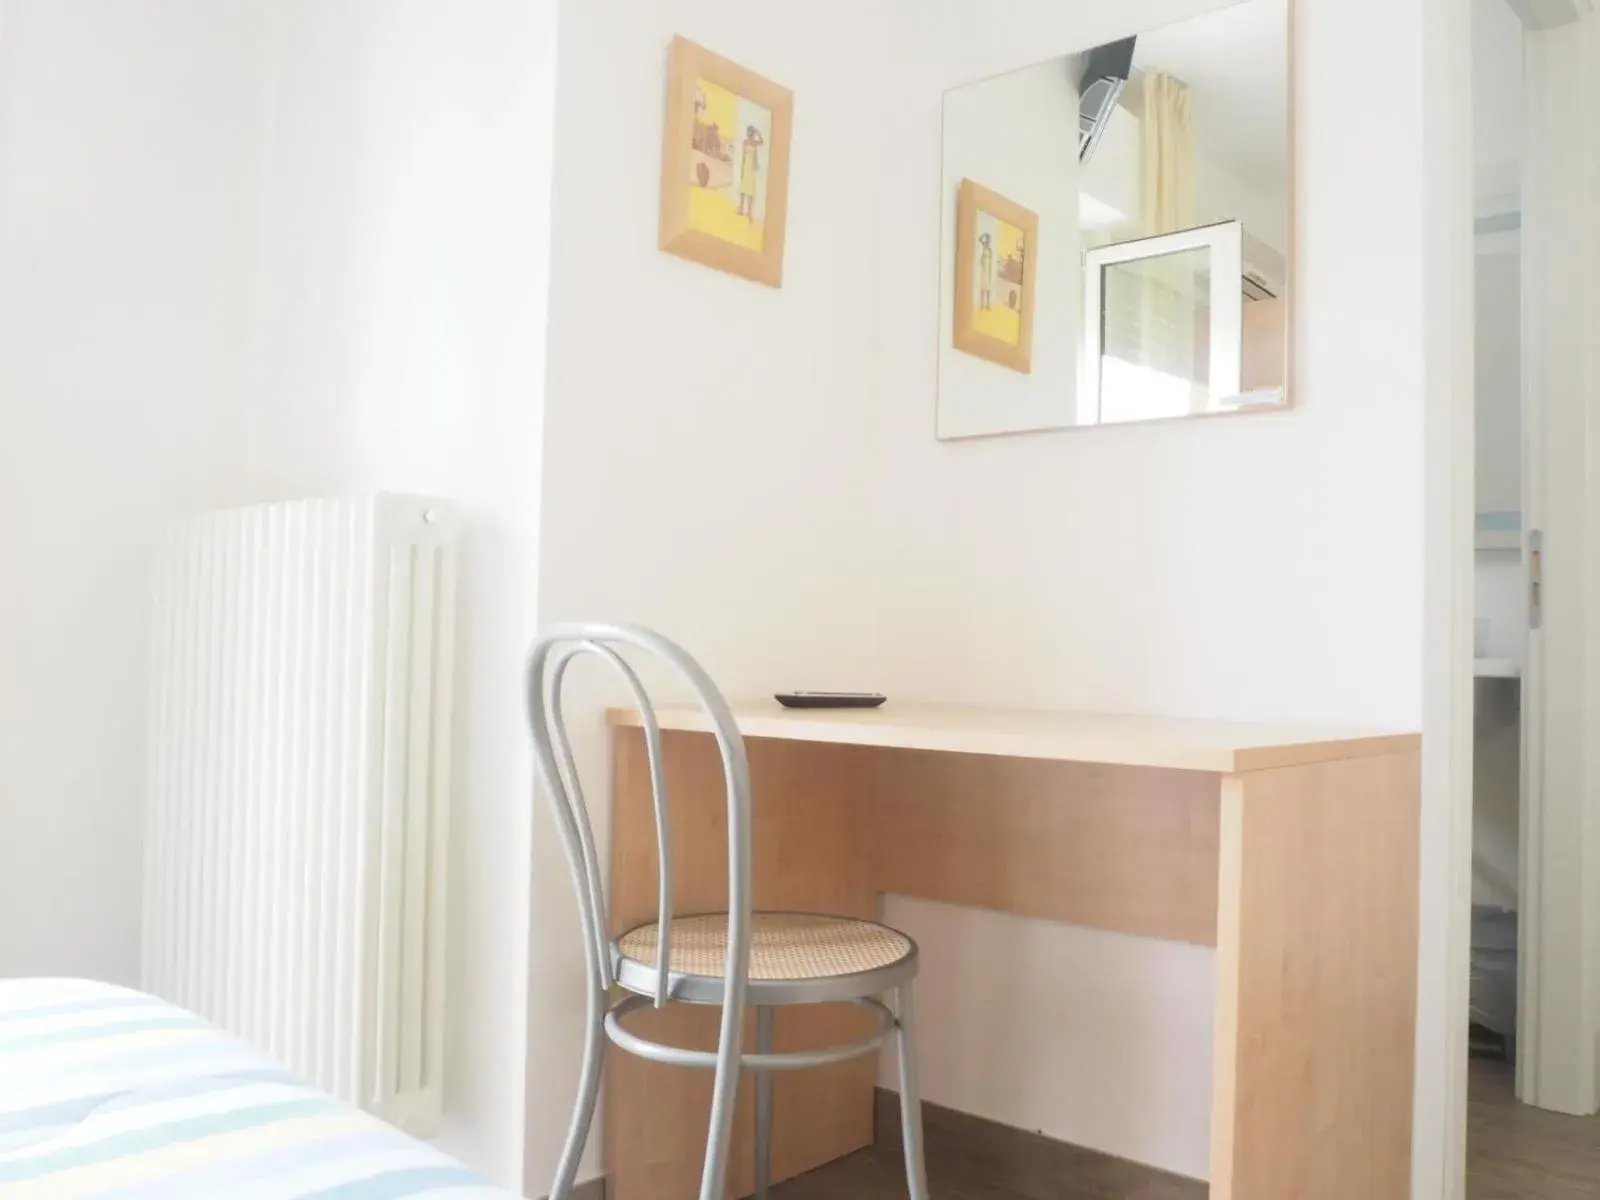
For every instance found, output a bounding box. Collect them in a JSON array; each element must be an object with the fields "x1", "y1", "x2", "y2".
[{"x1": 0, "y1": 979, "x2": 517, "y2": 1198}]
